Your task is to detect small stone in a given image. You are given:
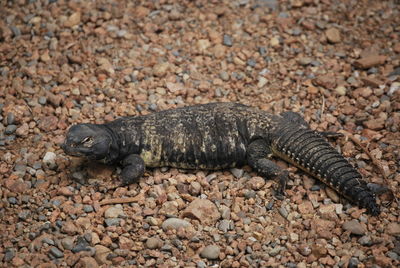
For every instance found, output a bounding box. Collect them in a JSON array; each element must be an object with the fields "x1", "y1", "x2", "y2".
[
  {"x1": 230, "y1": 168, "x2": 244, "y2": 178},
  {"x1": 94, "y1": 245, "x2": 111, "y2": 265},
  {"x1": 49, "y1": 247, "x2": 64, "y2": 258},
  {"x1": 4, "y1": 249, "x2": 16, "y2": 262},
  {"x1": 358, "y1": 235, "x2": 373, "y2": 246},
  {"x1": 387, "y1": 223, "x2": 400, "y2": 235},
  {"x1": 200, "y1": 245, "x2": 220, "y2": 260},
  {"x1": 5, "y1": 125, "x2": 17, "y2": 134},
  {"x1": 218, "y1": 220, "x2": 231, "y2": 232},
  {"x1": 270, "y1": 37, "x2": 280, "y2": 47},
  {"x1": 64, "y1": 12, "x2": 81, "y2": 28},
  {"x1": 145, "y1": 237, "x2": 163, "y2": 249},
  {"x1": 325, "y1": 187, "x2": 340, "y2": 203},
  {"x1": 153, "y1": 62, "x2": 169, "y2": 77},
  {"x1": 162, "y1": 218, "x2": 192, "y2": 231},
  {"x1": 334, "y1": 86, "x2": 347, "y2": 96},
  {"x1": 354, "y1": 55, "x2": 387, "y2": 69},
  {"x1": 219, "y1": 71, "x2": 230, "y2": 81},
  {"x1": 6, "y1": 113, "x2": 15, "y2": 125},
  {"x1": 16, "y1": 123, "x2": 29, "y2": 137},
  {"x1": 313, "y1": 75, "x2": 337, "y2": 89},
  {"x1": 257, "y1": 76, "x2": 268, "y2": 88},
  {"x1": 105, "y1": 218, "x2": 120, "y2": 227},
  {"x1": 342, "y1": 219, "x2": 366, "y2": 235},
  {"x1": 58, "y1": 186, "x2": 74, "y2": 196},
  {"x1": 61, "y1": 237, "x2": 75, "y2": 250},
  {"x1": 247, "y1": 176, "x2": 265, "y2": 190},
  {"x1": 18, "y1": 211, "x2": 30, "y2": 221},
  {"x1": 182, "y1": 198, "x2": 220, "y2": 225},
  {"x1": 104, "y1": 206, "x2": 125, "y2": 218},
  {"x1": 223, "y1": 34, "x2": 233, "y2": 46},
  {"x1": 348, "y1": 257, "x2": 360, "y2": 268},
  {"x1": 61, "y1": 221, "x2": 79, "y2": 235},
  {"x1": 325, "y1": 27, "x2": 341, "y2": 43},
  {"x1": 83, "y1": 205, "x2": 94, "y2": 213},
  {"x1": 298, "y1": 57, "x2": 312, "y2": 66},
  {"x1": 39, "y1": 116, "x2": 58, "y2": 132},
  {"x1": 269, "y1": 246, "x2": 282, "y2": 257},
  {"x1": 78, "y1": 257, "x2": 99, "y2": 268},
  {"x1": 363, "y1": 118, "x2": 385, "y2": 130},
  {"x1": 290, "y1": 233, "x2": 299, "y2": 242},
  {"x1": 197, "y1": 39, "x2": 211, "y2": 53}
]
